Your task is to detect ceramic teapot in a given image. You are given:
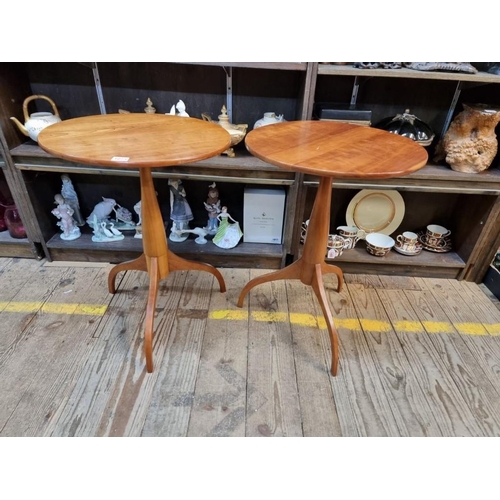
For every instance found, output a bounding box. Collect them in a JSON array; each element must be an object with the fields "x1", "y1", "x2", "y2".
[
  {"x1": 10, "y1": 95, "x2": 61, "y2": 142},
  {"x1": 201, "y1": 105, "x2": 248, "y2": 157},
  {"x1": 253, "y1": 112, "x2": 286, "y2": 129}
]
